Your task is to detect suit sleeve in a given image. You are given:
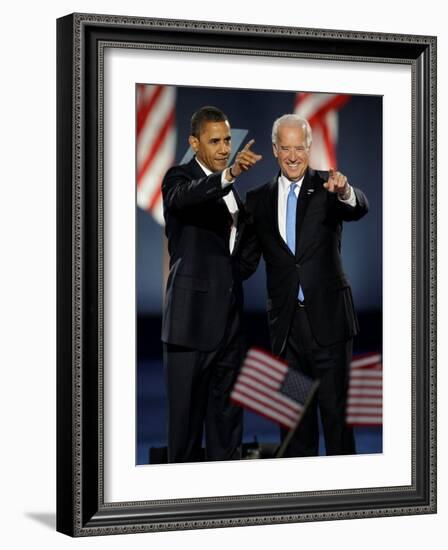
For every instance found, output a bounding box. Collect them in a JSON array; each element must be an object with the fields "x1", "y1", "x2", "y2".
[
  {"x1": 335, "y1": 187, "x2": 369, "y2": 222},
  {"x1": 162, "y1": 166, "x2": 232, "y2": 210},
  {"x1": 237, "y1": 192, "x2": 263, "y2": 280}
]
